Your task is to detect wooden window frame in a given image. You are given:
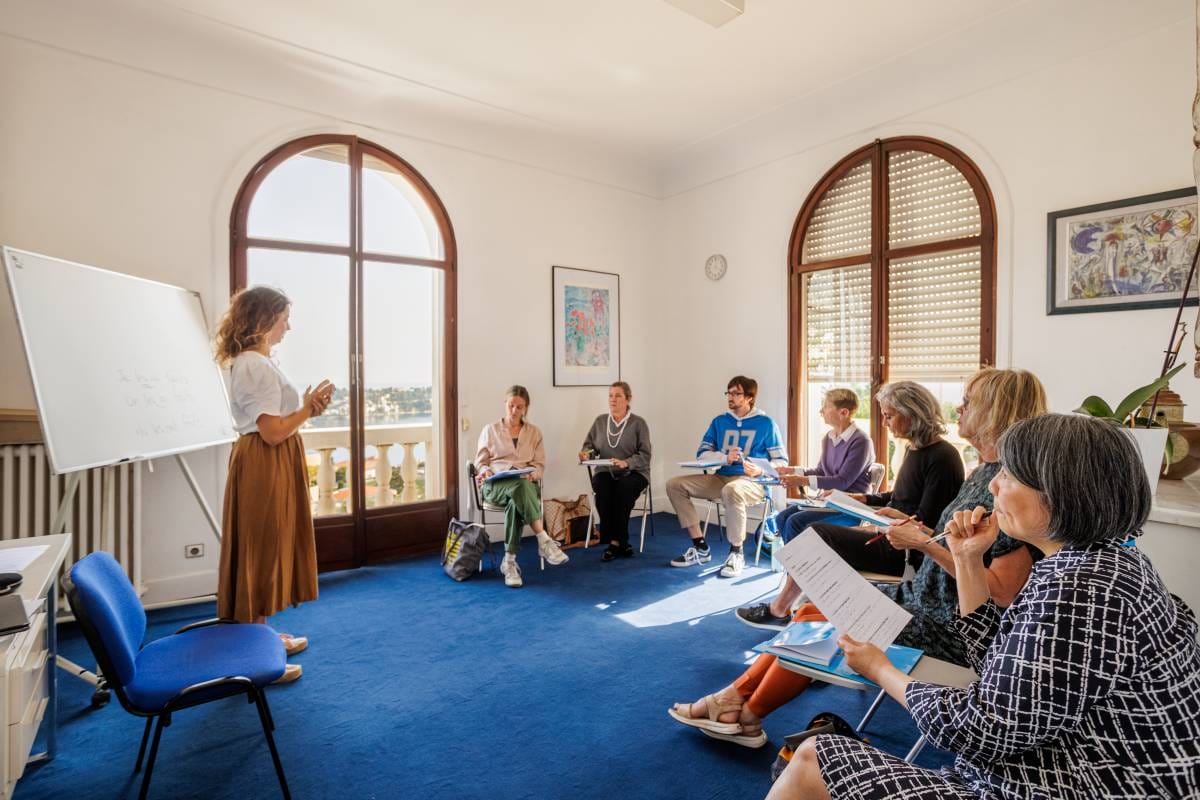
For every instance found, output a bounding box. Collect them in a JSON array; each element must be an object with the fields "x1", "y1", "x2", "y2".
[
  {"x1": 229, "y1": 134, "x2": 459, "y2": 570},
  {"x1": 787, "y1": 136, "x2": 996, "y2": 468}
]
